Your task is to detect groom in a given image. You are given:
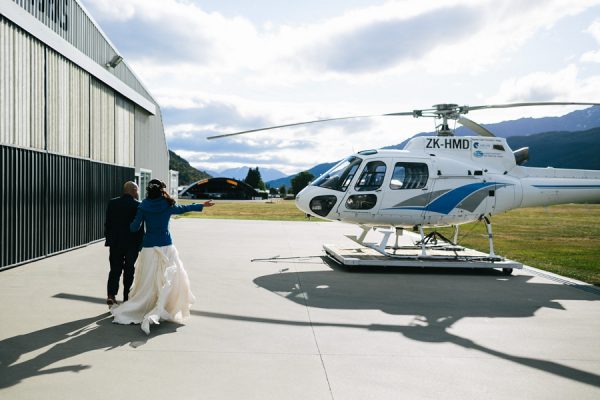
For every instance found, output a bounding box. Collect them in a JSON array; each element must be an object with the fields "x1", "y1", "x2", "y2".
[{"x1": 104, "y1": 181, "x2": 144, "y2": 306}]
